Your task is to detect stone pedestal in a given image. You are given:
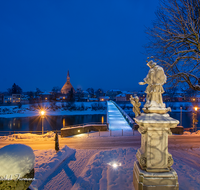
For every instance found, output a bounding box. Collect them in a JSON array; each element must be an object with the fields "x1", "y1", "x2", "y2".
[
  {"x1": 133, "y1": 161, "x2": 179, "y2": 190},
  {"x1": 133, "y1": 113, "x2": 179, "y2": 190}
]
